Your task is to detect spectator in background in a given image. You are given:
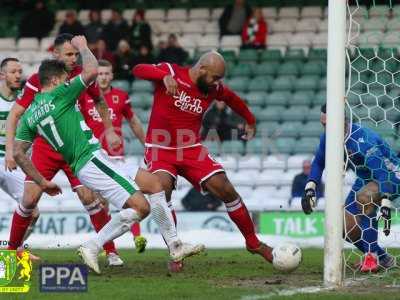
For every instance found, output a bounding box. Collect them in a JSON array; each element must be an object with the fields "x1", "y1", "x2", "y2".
[
  {"x1": 241, "y1": 7, "x2": 267, "y2": 49},
  {"x1": 219, "y1": 0, "x2": 252, "y2": 37},
  {"x1": 58, "y1": 10, "x2": 85, "y2": 36},
  {"x1": 181, "y1": 188, "x2": 222, "y2": 211},
  {"x1": 84, "y1": 10, "x2": 104, "y2": 45},
  {"x1": 201, "y1": 101, "x2": 245, "y2": 142},
  {"x1": 129, "y1": 9, "x2": 153, "y2": 51},
  {"x1": 290, "y1": 159, "x2": 324, "y2": 206},
  {"x1": 157, "y1": 34, "x2": 188, "y2": 65},
  {"x1": 19, "y1": 0, "x2": 55, "y2": 39},
  {"x1": 93, "y1": 38, "x2": 115, "y2": 67},
  {"x1": 132, "y1": 45, "x2": 155, "y2": 68},
  {"x1": 102, "y1": 9, "x2": 129, "y2": 51},
  {"x1": 114, "y1": 39, "x2": 134, "y2": 81}
]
